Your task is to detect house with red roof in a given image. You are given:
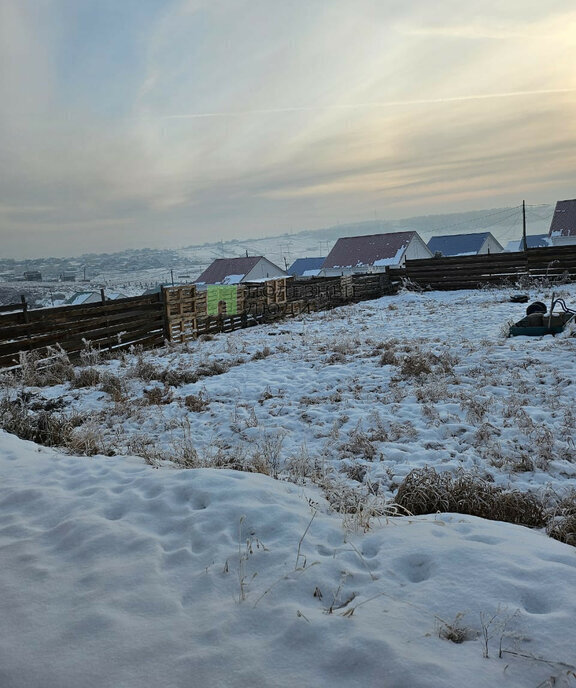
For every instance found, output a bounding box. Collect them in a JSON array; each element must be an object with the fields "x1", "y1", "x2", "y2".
[
  {"x1": 195, "y1": 256, "x2": 289, "y2": 285},
  {"x1": 320, "y1": 231, "x2": 432, "y2": 276},
  {"x1": 548, "y1": 200, "x2": 576, "y2": 246}
]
